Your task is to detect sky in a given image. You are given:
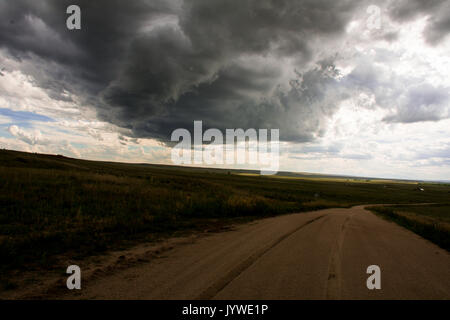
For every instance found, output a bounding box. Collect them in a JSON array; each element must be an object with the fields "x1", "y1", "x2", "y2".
[{"x1": 0, "y1": 0, "x2": 449, "y2": 180}]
